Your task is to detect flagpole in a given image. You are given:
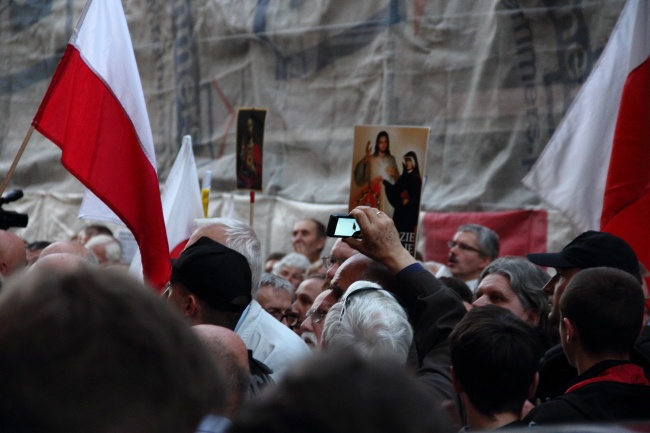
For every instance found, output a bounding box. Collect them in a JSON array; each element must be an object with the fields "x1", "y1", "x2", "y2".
[
  {"x1": 0, "y1": 125, "x2": 35, "y2": 197},
  {"x1": 249, "y1": 190, "x2": 255, "y2": 227}
]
